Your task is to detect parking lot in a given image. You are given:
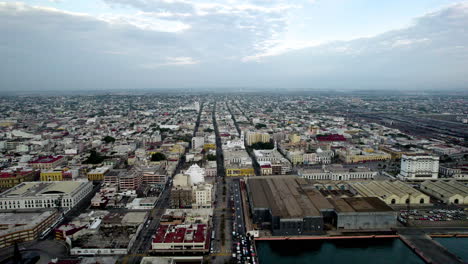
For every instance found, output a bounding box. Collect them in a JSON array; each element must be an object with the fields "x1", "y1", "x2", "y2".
[{"x1": 399, "y1": 208, "x2": 468, "y2": 227}]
